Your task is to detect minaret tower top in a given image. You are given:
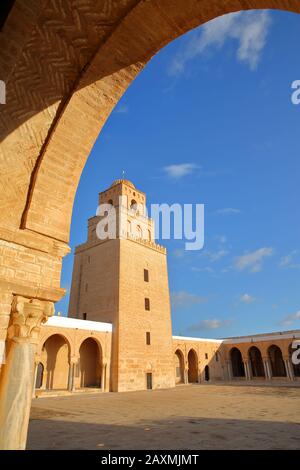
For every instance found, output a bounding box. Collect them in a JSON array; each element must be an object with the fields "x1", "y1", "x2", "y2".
[{"x1": 98, "y1": 179, "x2": 146, "y2": 210}]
